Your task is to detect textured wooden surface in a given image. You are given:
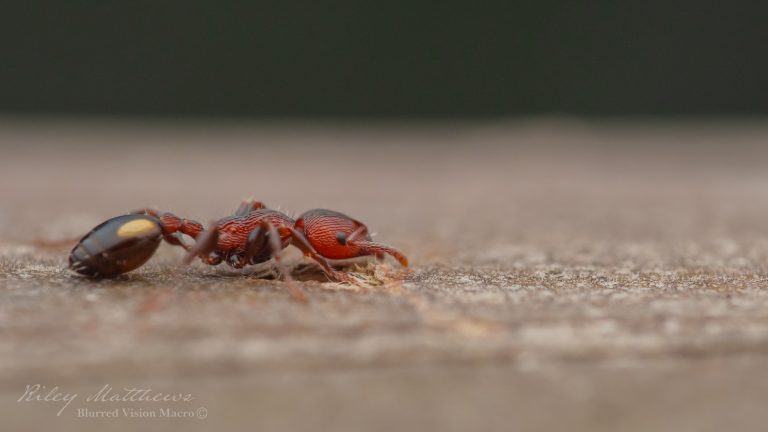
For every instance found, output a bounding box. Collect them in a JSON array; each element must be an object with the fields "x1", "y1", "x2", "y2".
[{"x1": 2, "y1": 120, "x2": 768, "y2": 431}]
